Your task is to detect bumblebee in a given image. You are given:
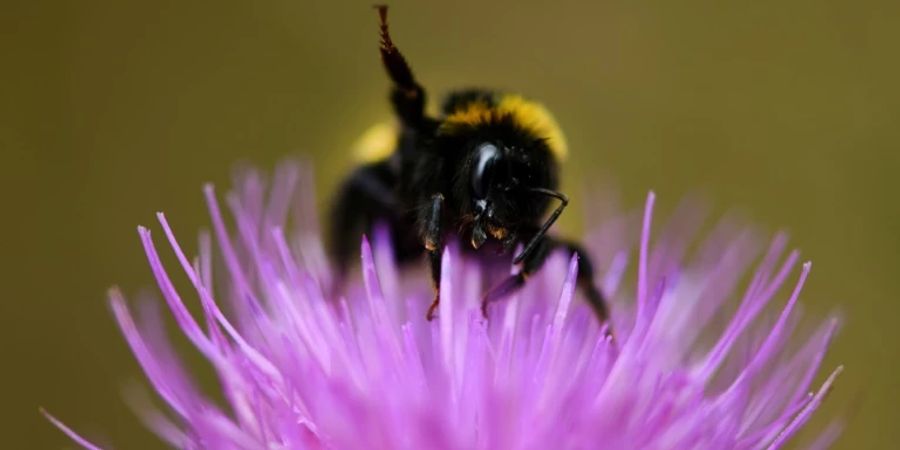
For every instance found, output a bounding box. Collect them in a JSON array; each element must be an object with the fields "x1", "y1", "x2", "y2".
[{"x1": 331, "y1": 6, "x2": 609, "y2": 324}]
